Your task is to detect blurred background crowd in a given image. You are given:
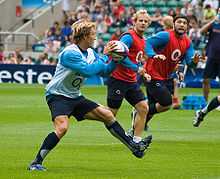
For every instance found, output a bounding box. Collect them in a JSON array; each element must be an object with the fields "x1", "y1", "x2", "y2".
[{"x1": 0, "y1": 0, "x2": 219, "y2": 65}]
